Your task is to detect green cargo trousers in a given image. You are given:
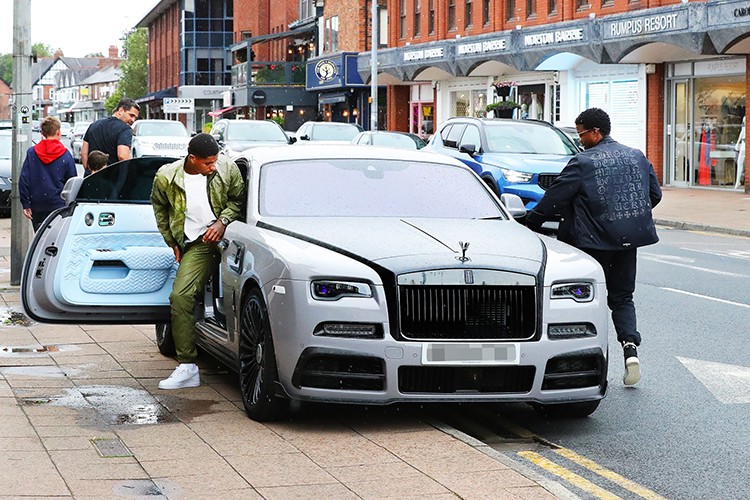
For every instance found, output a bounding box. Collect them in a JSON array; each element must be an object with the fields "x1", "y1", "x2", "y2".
[{"x1": 170, "y1": 241, "x2": 220, "y2": 363}]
